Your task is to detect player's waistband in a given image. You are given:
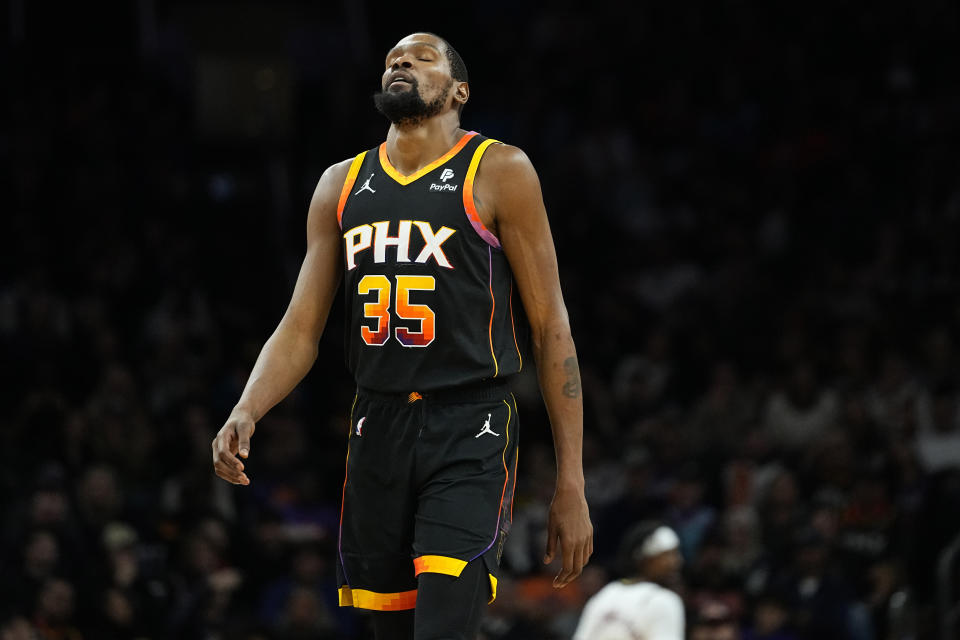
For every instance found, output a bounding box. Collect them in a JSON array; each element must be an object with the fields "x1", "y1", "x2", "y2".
[{"x1": 357, "y1": 377, "x2": 514, "y2": 405}]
